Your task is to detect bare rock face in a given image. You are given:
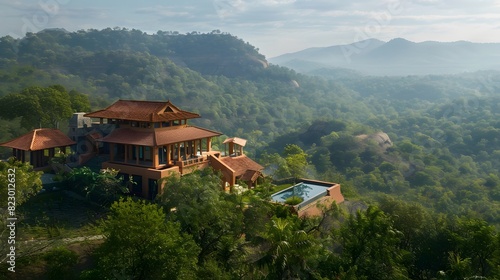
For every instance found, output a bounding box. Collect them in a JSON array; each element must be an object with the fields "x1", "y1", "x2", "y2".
[
  {"x1": 289, "y1": 80, "x2": 300, "y2": 88},
  {"x1": 356, "y1": 132, "x2": 393, "y2": 151}
]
